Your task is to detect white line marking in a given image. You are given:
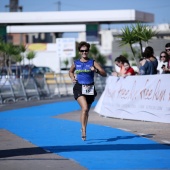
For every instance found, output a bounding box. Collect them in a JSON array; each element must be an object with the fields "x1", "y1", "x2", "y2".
[
  {"x1": 161, "y1": 140, "x2": 170, "y2": 144},
  {"x1": 117, "y1": 128, "x2": 131, "y2": 131}
]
